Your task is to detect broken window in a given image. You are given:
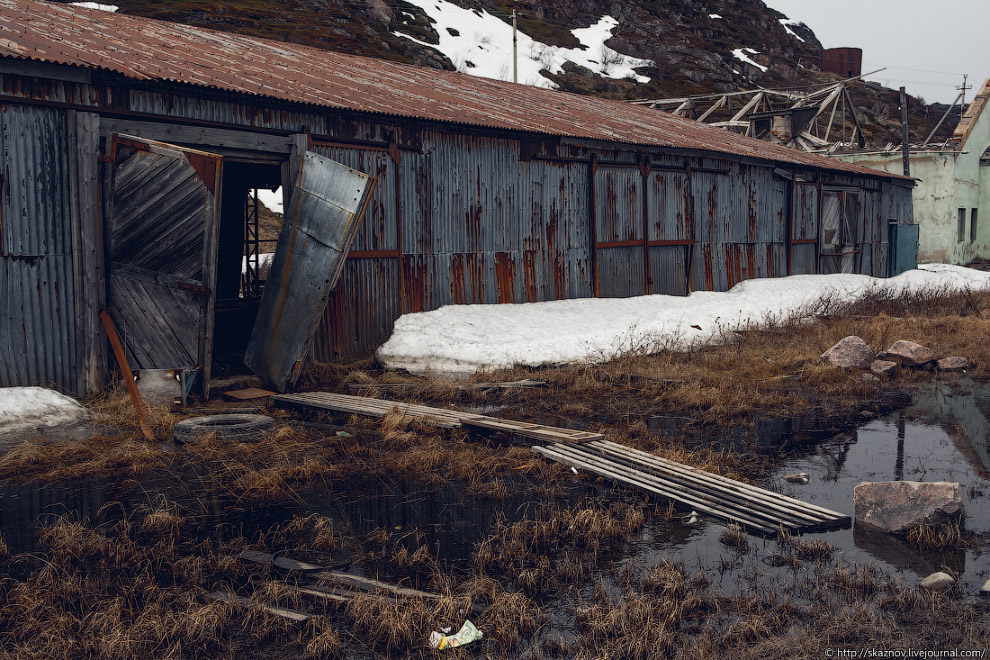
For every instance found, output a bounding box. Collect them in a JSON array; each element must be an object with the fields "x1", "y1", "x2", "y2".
[
  {"x1": 958, "y1": 208, "x2": 966, "y2": 242},
  {"x1": 972, "y1": 209, "x2": 979, "y2": 243}
]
